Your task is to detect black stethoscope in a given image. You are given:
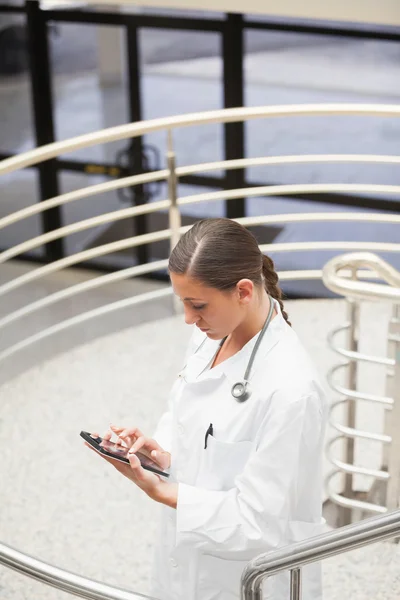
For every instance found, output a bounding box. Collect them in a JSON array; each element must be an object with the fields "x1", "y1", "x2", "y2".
[{"x1": 185, "y1": 296, "x2": 275, "y2": 403}]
